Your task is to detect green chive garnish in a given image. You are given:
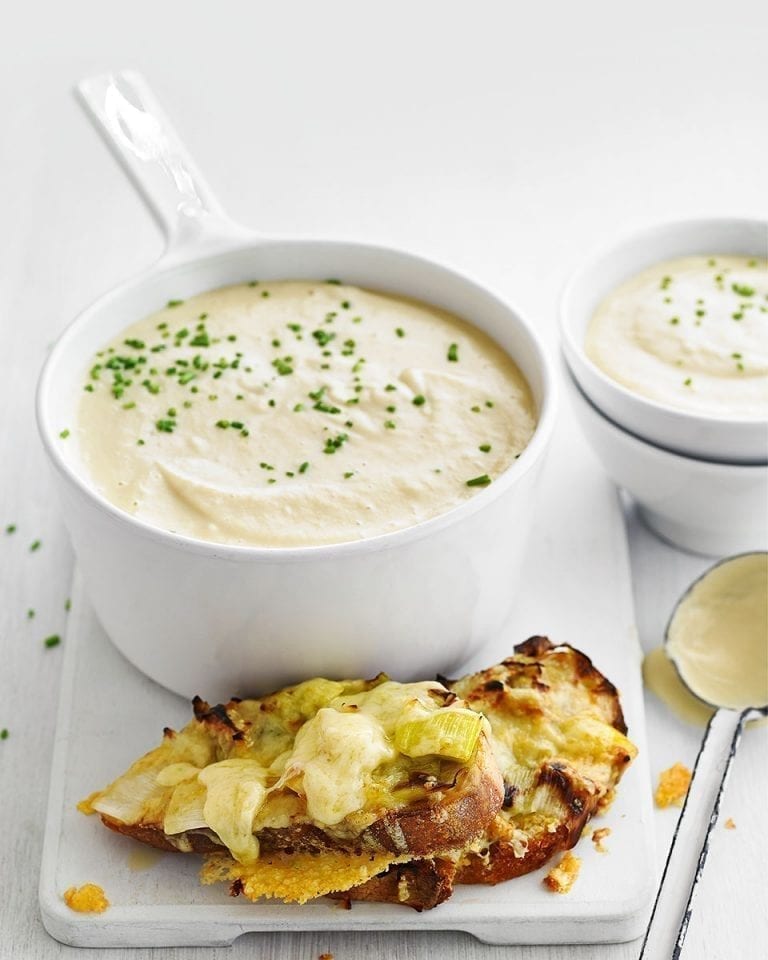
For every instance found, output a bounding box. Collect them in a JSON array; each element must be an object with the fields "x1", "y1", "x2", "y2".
[{"x1": 466, "y1": 475, "x2": 491, "y2": 487}]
